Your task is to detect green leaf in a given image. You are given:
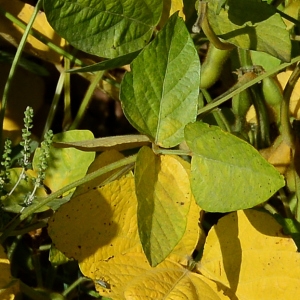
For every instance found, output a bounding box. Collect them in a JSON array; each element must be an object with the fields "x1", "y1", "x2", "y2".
[
  {"x1": 184, "y1": 122, "x2": 285, "y2": 212},
  {"x1": 135, "y1": 146, "x2": 191, "y2": 266},
  {"x1": 33, "y1": 130, "x2": 95, "y2": 194},
  {"x1": 120, "y1": 13, "x2": 200, "y2": 148},
  {"x1": 52, "y1": 134, "x2": 151, "y2": 152},
  {"x1": 1, "y1": 169, "x2": 47, "y2": 213},
  {"x1": 207, "y1": 0, "x2": 291, "y2": 61},
  {"x1": 67, "y1": 51, "x2": 141, "y2": 73},
  {"x1": 44, "y1": 0, "x2": 162, "y2": 58},
  {"x1": 49, "y1": 245, "x2": 70, "y2": 267}
]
